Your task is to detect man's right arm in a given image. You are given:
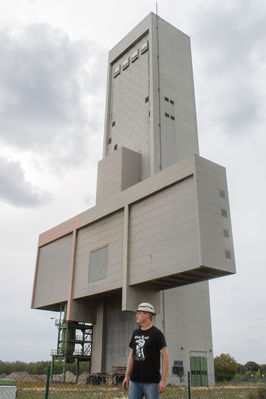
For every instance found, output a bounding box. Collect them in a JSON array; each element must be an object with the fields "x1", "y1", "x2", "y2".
[{"x1": 122, "y1": 349, "x2": 133, "y2": 391}]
